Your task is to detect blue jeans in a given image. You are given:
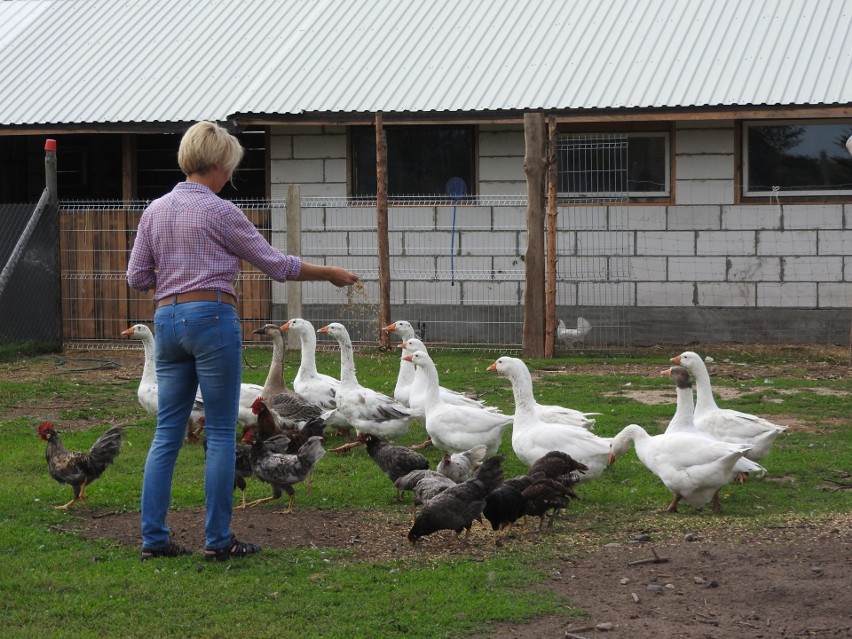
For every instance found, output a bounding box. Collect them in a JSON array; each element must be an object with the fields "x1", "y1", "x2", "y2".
[{"x1": 141, "y1": 300, "x2": 242, "y2": 551}]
